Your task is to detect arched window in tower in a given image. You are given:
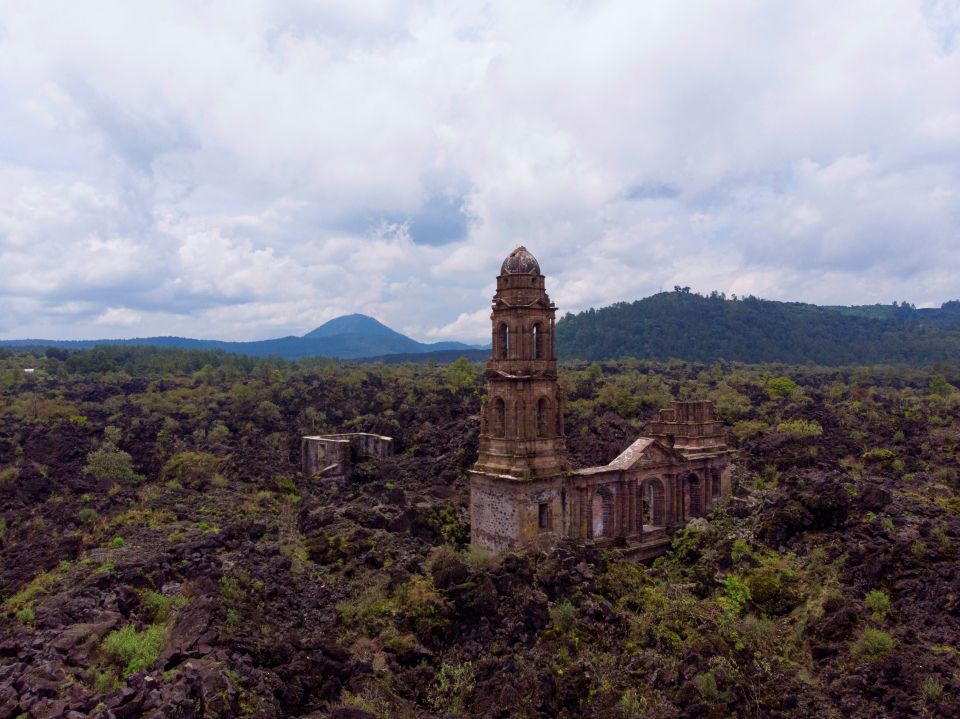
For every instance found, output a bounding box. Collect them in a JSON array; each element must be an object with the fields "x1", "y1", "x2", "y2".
[
  {"x1": 532, "y1": 323, "x2": 542, "y2": 359},
  {"x1": 498, "y1": 324, "x2": 510, "y2": 359},
  {"x1": 491, "y1": 397, "x2": 506, "y2": 438},
  {"x1": 537, "y1": 397, "x2": 550, "y2": 437}
]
